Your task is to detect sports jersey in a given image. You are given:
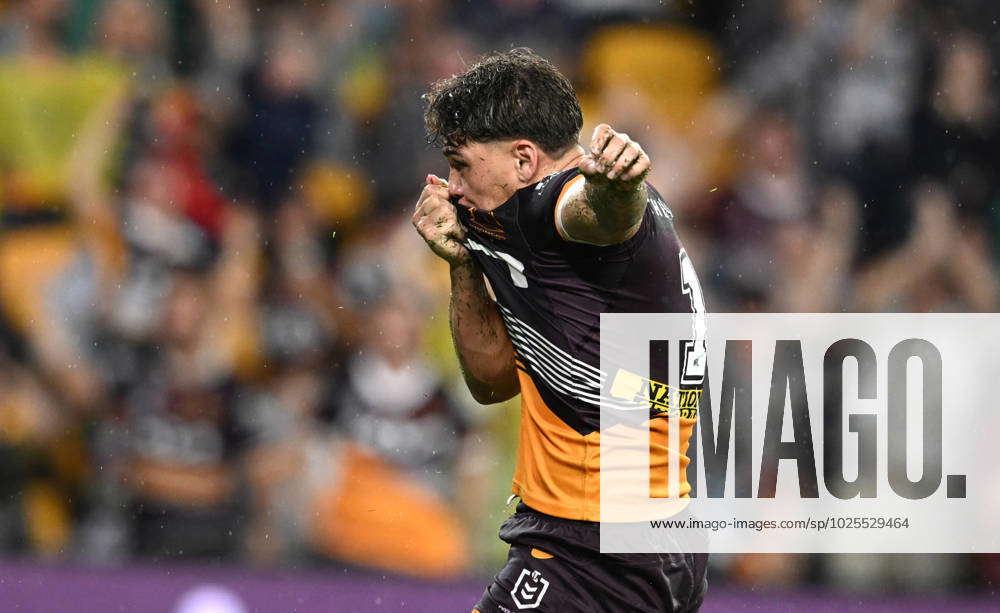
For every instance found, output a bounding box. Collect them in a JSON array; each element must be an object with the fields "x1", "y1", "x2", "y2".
[{"x1": 455, "y1": 168, "x2": 705, "y2": 522}]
